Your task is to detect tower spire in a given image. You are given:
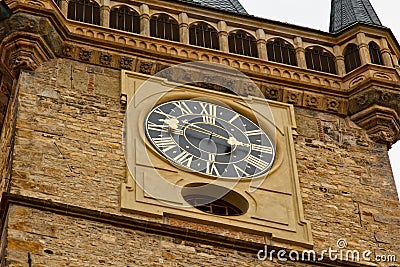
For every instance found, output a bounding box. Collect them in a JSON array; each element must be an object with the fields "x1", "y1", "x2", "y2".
[{"x1": 329, "y1": 0, "x2": 382, "y2": 33}]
